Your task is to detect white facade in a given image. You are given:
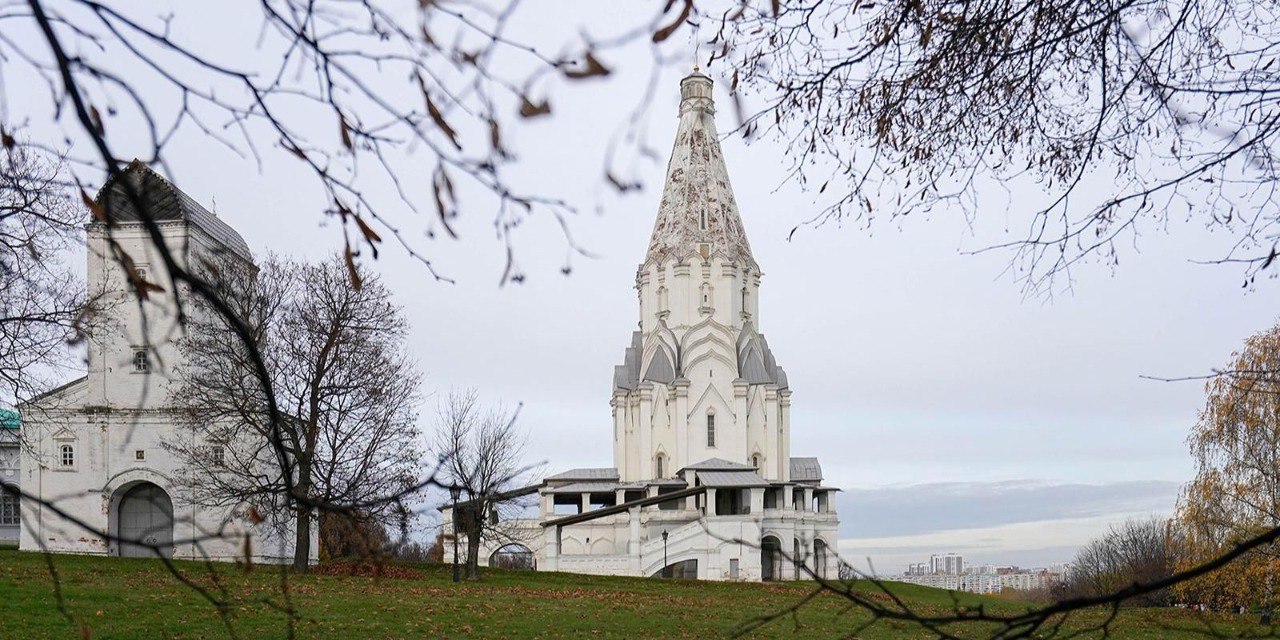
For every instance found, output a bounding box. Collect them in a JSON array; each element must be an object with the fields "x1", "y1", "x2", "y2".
[
  {"x1": 452, "y1": 71, "x2": 841, "y2": 581},
  {"x1": 1, "y1": 414, "x2": 19, "y2": 545},
  {"x1": 17, "y1": 162, "x2": 303, "y2": 562}
]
